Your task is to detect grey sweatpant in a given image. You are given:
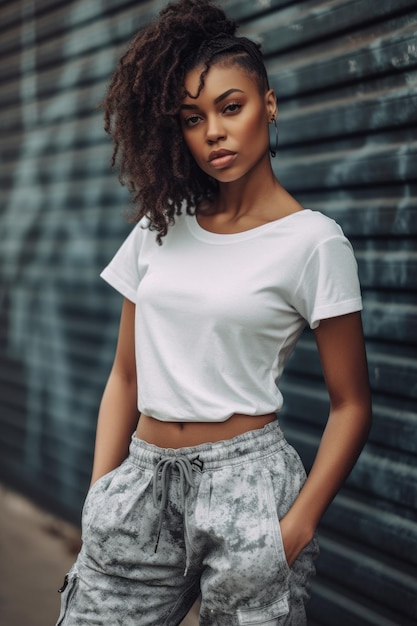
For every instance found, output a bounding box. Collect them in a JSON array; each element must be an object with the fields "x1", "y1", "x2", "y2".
[{"x1": 56, "y1": 421, "x2": 319, "y2": 625}]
